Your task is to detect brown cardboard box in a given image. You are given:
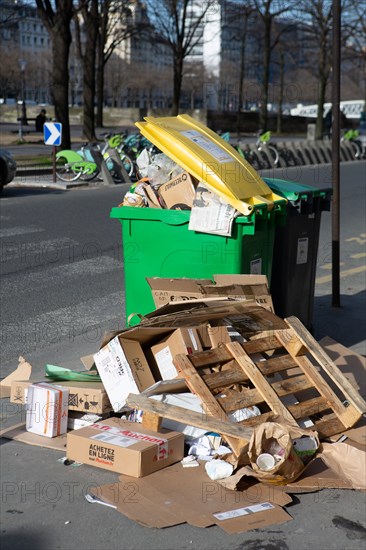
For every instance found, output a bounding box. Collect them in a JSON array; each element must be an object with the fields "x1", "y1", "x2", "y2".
[
  {"x1": 94, "y1": 326, "x2": 189, "y2": 411},
  {"x1": 0, "y1": 357, "x2": 32, "y2": 398},
  {"x1": 147, "y1": 274, "x2": 274, "y2": 311},
  {"x1": 150, "y1": 327, "x2": 203, "y2": 380},
  {"x1": 157, "y1": 171, "x2": 196, "y2": 210},
  {"x1": 10, "y1": 380, "x2": 112, "y2": 415},
  {"x1": 66, "y1": 418, "x2": 184, "y2": 477}
]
